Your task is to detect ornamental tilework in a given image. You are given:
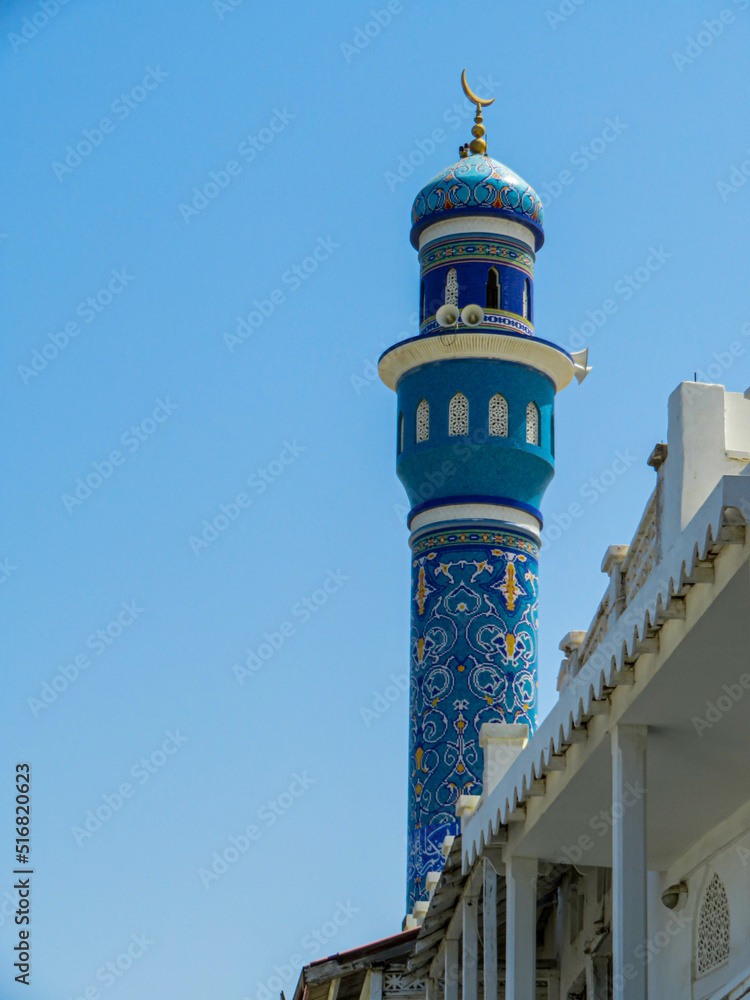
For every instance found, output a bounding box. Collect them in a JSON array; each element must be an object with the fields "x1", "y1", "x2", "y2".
[
  {"x1": 419, "y1": 311, "x2": 534, "y2": 338},
  {"x1": 412, "y1": 156, "x2": 544, "y2": 231},
  {"x1": 406, "y1": 530, "x2": 538, "y2": 909},
  {"x1": 419, "y1": 235, "x2": 535, "y2": 278}
]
